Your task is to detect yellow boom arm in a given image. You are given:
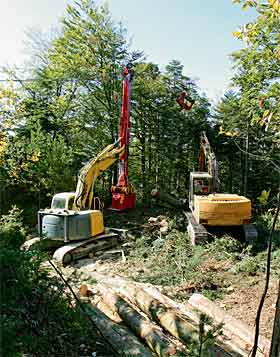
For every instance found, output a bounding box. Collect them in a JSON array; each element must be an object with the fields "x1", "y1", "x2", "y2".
[{"x1": 74, "y1": 143, "x2": 125, "y2": 210}]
